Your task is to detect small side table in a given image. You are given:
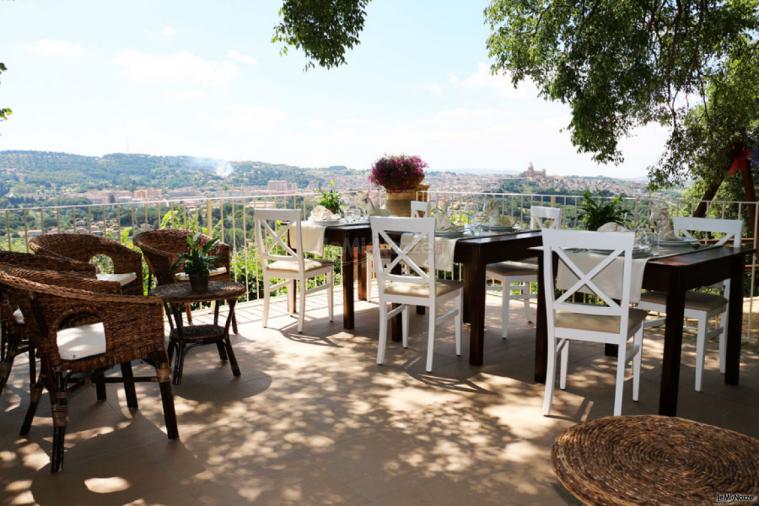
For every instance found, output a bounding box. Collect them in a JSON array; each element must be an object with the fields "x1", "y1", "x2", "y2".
[
  {"x1": 552, "y1": 415, "x2": 759, "y2": 505},
  {"x1": 152, "y1": 280, "x2": 245, "y2": 385}
]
